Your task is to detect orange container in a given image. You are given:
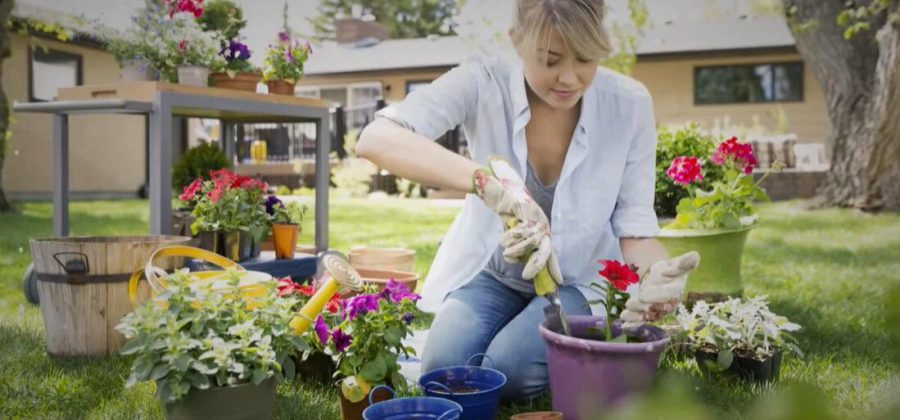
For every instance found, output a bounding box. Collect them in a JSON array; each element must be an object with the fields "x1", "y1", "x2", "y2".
[{"x1": 272, "y1": 224, "x2": 299, "y2": 259}]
